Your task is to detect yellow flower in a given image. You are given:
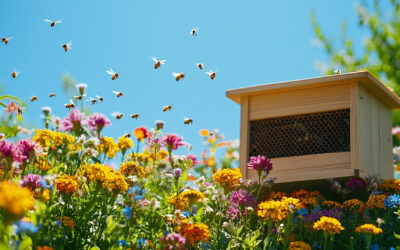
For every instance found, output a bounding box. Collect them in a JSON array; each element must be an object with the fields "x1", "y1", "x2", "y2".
[
  {"x1": 33, "y1": 129, "x2": 75, "y2": 151},
  {"x1": 158, "y1": 149, "x2": 169, "y2": 160},
  {"x1": 84, "y1": 163, "x2": 128, "y2": 193},
  {"x1": 133, "y1": 127, "x2": 148, "y2": 141},
  {"x1": 56, "y1": 175, "x2": 79, "y2": 194},
  {"x1": 99, "y1": 137, "x2": 120, "y2": 158},
  {"x1": 118, "y1": 136, "x2": 134, "y2": 152},
  {"x1": 269, "y1": 191, "x2": 287, "y2": 200},
  {"x1": 379, "y1": 179, "x2": 400, "y2": 193},
  {"x1": 60, "y1": 216, "x2": 76, "y2": 230},
  {"x1": 313, "y1": 216, "x2": 344, "y2": 235},
  {"x1": 199, "y1": 129, "x2": 210, "y2": 137},
  {"x1": 288, "y1": 241, "x2": 311, "y2": 250},
  {"x1": 212, "y1": 168, "x2": 242, "y2": 188},
  {"x1": 168, "y1": 194, "x2": 189, "y2": 210},
  {"x1": 205, "y1": 156, "x2": 216, "y2": 167},
  {"x1": 281, "y1": 197, "x2": 303, "y2": 210},
  {"x1": 355, "y1": 224, "x2": 383, "y2": 235},
  {"x1": 42, "y1": 189, "x2": 50, "y2": 203},
  {"x1": 183, "y1": 223, "x2": 210, "y2": 245},
  {"x1": 257, "y1": 200, "x2": 287, "y2": 221},
  {"x1": 179, "y1": 190, "x2": 205, "y2": 204},
  {"x1": 343, "y1": 199, "x2": 365, "y2": 212},
  {"x1": 35, "y1": 158, "x2": 52, "y2": 171},
  {"x1": 118, "y1": 161, "x2": 145, "y2": 178},
  {"x1": 0, "y1": 181, "x2": 34, "y2": 220},
  {"x1": 322, "y1": 200, "x2": 343, "y2": 209},
  {"x1": 366, "y1": 195, "x2": 386, "y2": 210}
]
